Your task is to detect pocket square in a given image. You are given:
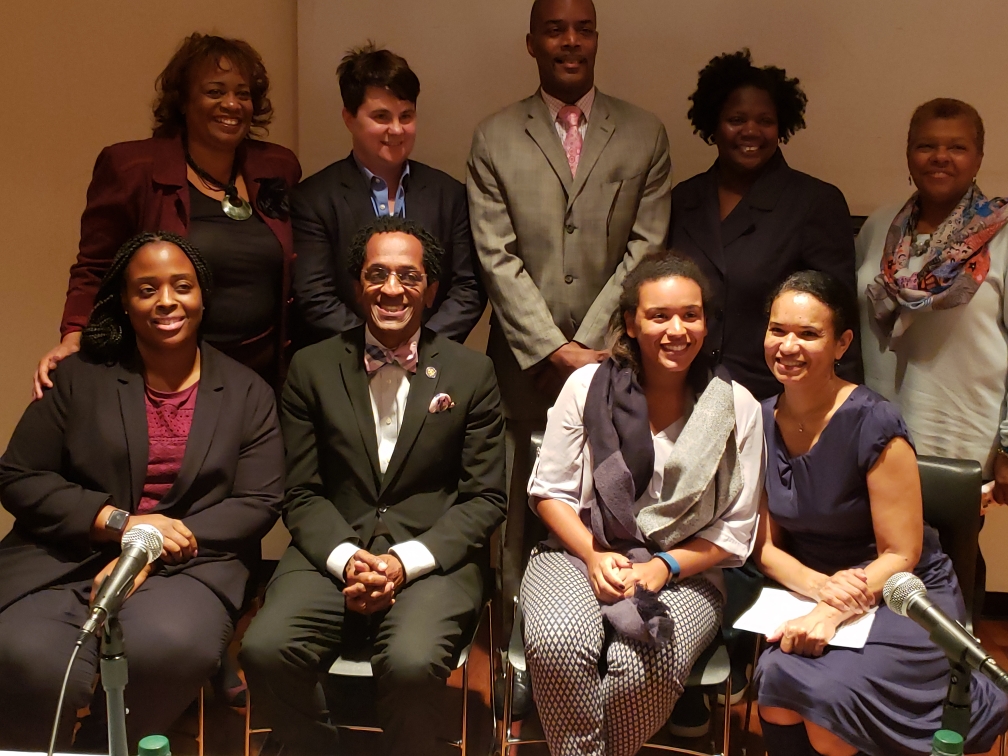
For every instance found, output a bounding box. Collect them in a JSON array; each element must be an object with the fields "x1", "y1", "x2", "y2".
[{"x1": 429, "y1": 393, "x2": 455, "y2": 413}]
